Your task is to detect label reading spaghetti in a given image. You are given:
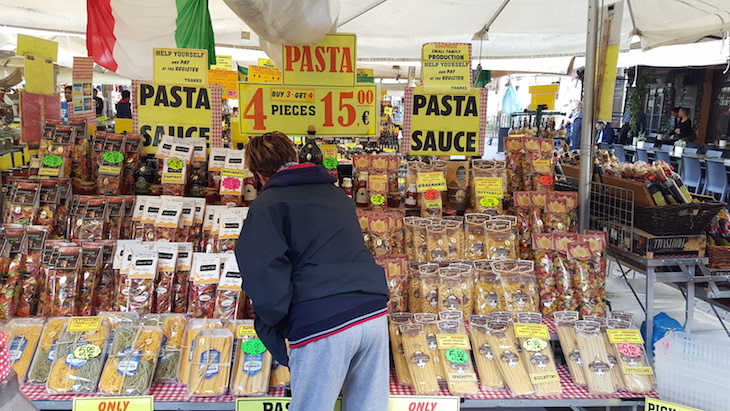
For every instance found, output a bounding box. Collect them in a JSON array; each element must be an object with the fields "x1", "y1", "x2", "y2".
[
  {"x1": 447, "y1": 372, "x2": 477, "y2": 382},
  {"x1": 436, "y1": 334, "x2": 471, "y2": 350}
]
